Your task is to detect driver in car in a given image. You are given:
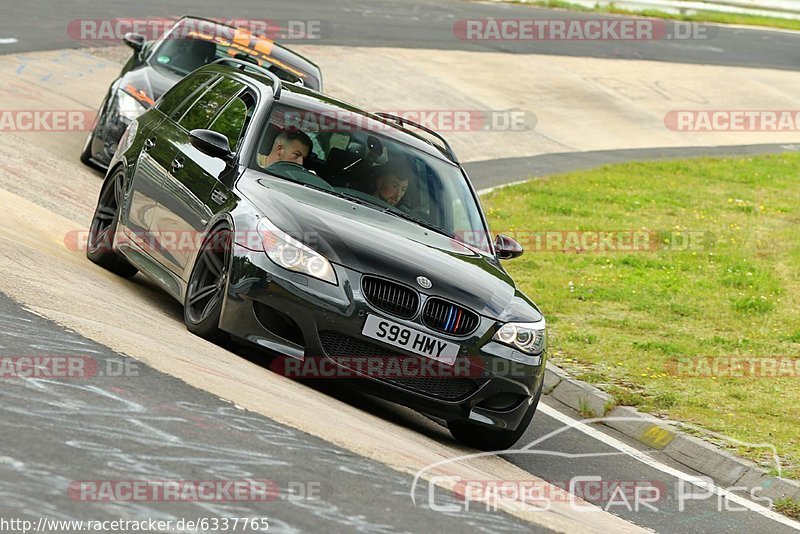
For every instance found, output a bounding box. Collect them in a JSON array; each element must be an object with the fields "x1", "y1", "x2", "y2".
[
  {"x1": 257, "y1": 131, "x2": 313, "y2": 169},
  {"x1": 373, "y1": 162, "x2": 410, "y2": 207}
]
